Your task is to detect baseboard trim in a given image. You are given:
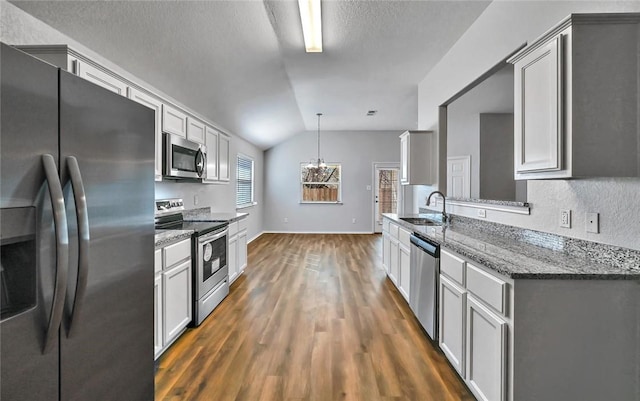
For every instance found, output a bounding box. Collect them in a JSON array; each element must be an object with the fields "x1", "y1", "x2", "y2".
[
  {"x1": 262, "y1": 231, "x2": 375, "y2": 235},
  {"x1": 247, "y1": 231, "x2": 265, "y2": 244}
]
